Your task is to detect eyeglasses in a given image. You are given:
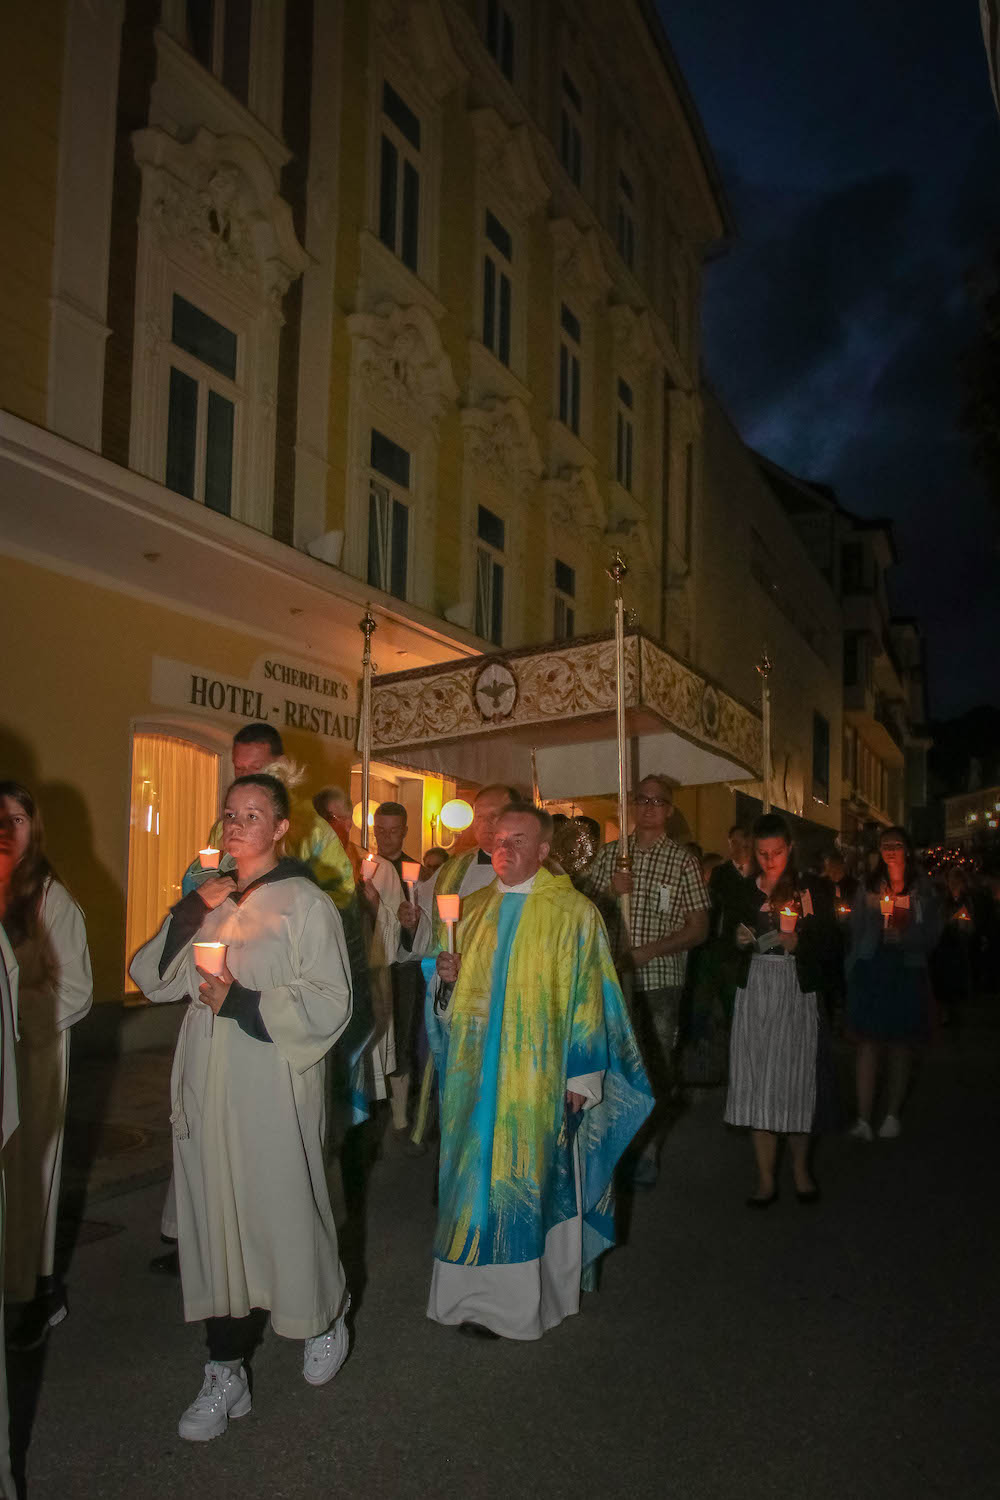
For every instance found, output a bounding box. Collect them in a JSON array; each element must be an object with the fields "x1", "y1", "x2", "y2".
[{"x1": 633, "y1": 796, "x2": 668, "y2": 808}]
